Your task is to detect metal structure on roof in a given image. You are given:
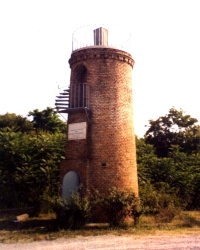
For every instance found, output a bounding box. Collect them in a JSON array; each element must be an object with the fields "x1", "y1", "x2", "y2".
[{"x1": 72, "y1": 24, "x2": 132, "y2": 53}]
